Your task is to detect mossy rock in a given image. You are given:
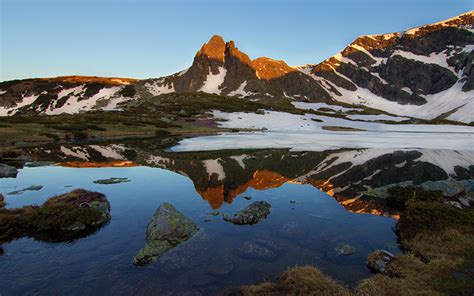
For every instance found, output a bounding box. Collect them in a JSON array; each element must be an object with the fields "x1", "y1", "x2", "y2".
[
  {"x1": 0, "y1": 189, "x2": 111, "y2": 243},
  {"x1": 223, "y1": 201, "x2": 271, "y2": 225},
  {"x1": 133, "y1": 203, "x2": 199, "y2": 266}
]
